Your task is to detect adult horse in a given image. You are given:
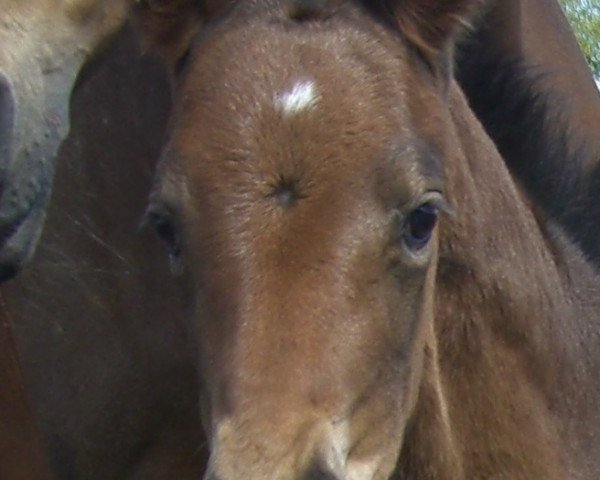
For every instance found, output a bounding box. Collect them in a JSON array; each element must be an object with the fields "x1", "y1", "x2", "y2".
[
  {"x1": 141, "y1": 0, "x2": 600, "y2": 478},
  {"x1": 0, "y1": 3, "x2": 208, "y2": 478},
  {"x1": 0, "y1": 1, "x2": 137, "y2": 280},
  {"x1": 0, "y1": 295, "x2": 53, "y2": 480},
  {"x1": 1, "y1": 3, "x2": 128, "y2": 477},
  {"x1": 0, "y1": 0, "x2": 217, "y2": 279},
  {"x1": 1, "y1": 24, "x2": 205, "y2": 480},
  {"x1": 0, "y1": 4, "x2": 141, "y2": 478},
  {"x1": 456, "y1": 0, "x2": 600, "y2": 266}
]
